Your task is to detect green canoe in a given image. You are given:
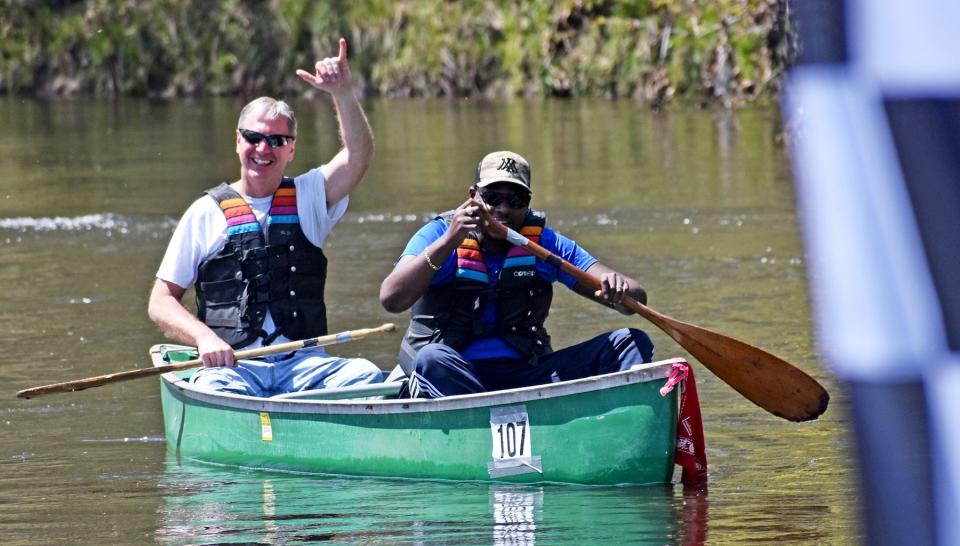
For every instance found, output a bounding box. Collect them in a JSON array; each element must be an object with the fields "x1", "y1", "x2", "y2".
[{"x1": 153, "y1": 344, "x2": 684, "y2": 485}]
